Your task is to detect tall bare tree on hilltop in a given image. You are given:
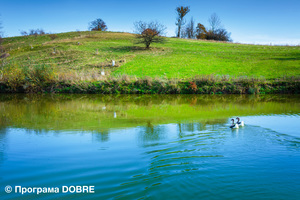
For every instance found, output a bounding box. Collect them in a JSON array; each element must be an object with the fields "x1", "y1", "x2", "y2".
[
  {"x1": 175, "y1": 6, "x2": 190, "y2": 38},
  {"x1": 208, "y1": 13, "x2": 221, "y2": 33},
  {"x1": 206, "y1": 13, "x2": 231, "y2": 41},
  {"x1": 182, "y1": 17, "x2": 196, "y2": 39}
]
